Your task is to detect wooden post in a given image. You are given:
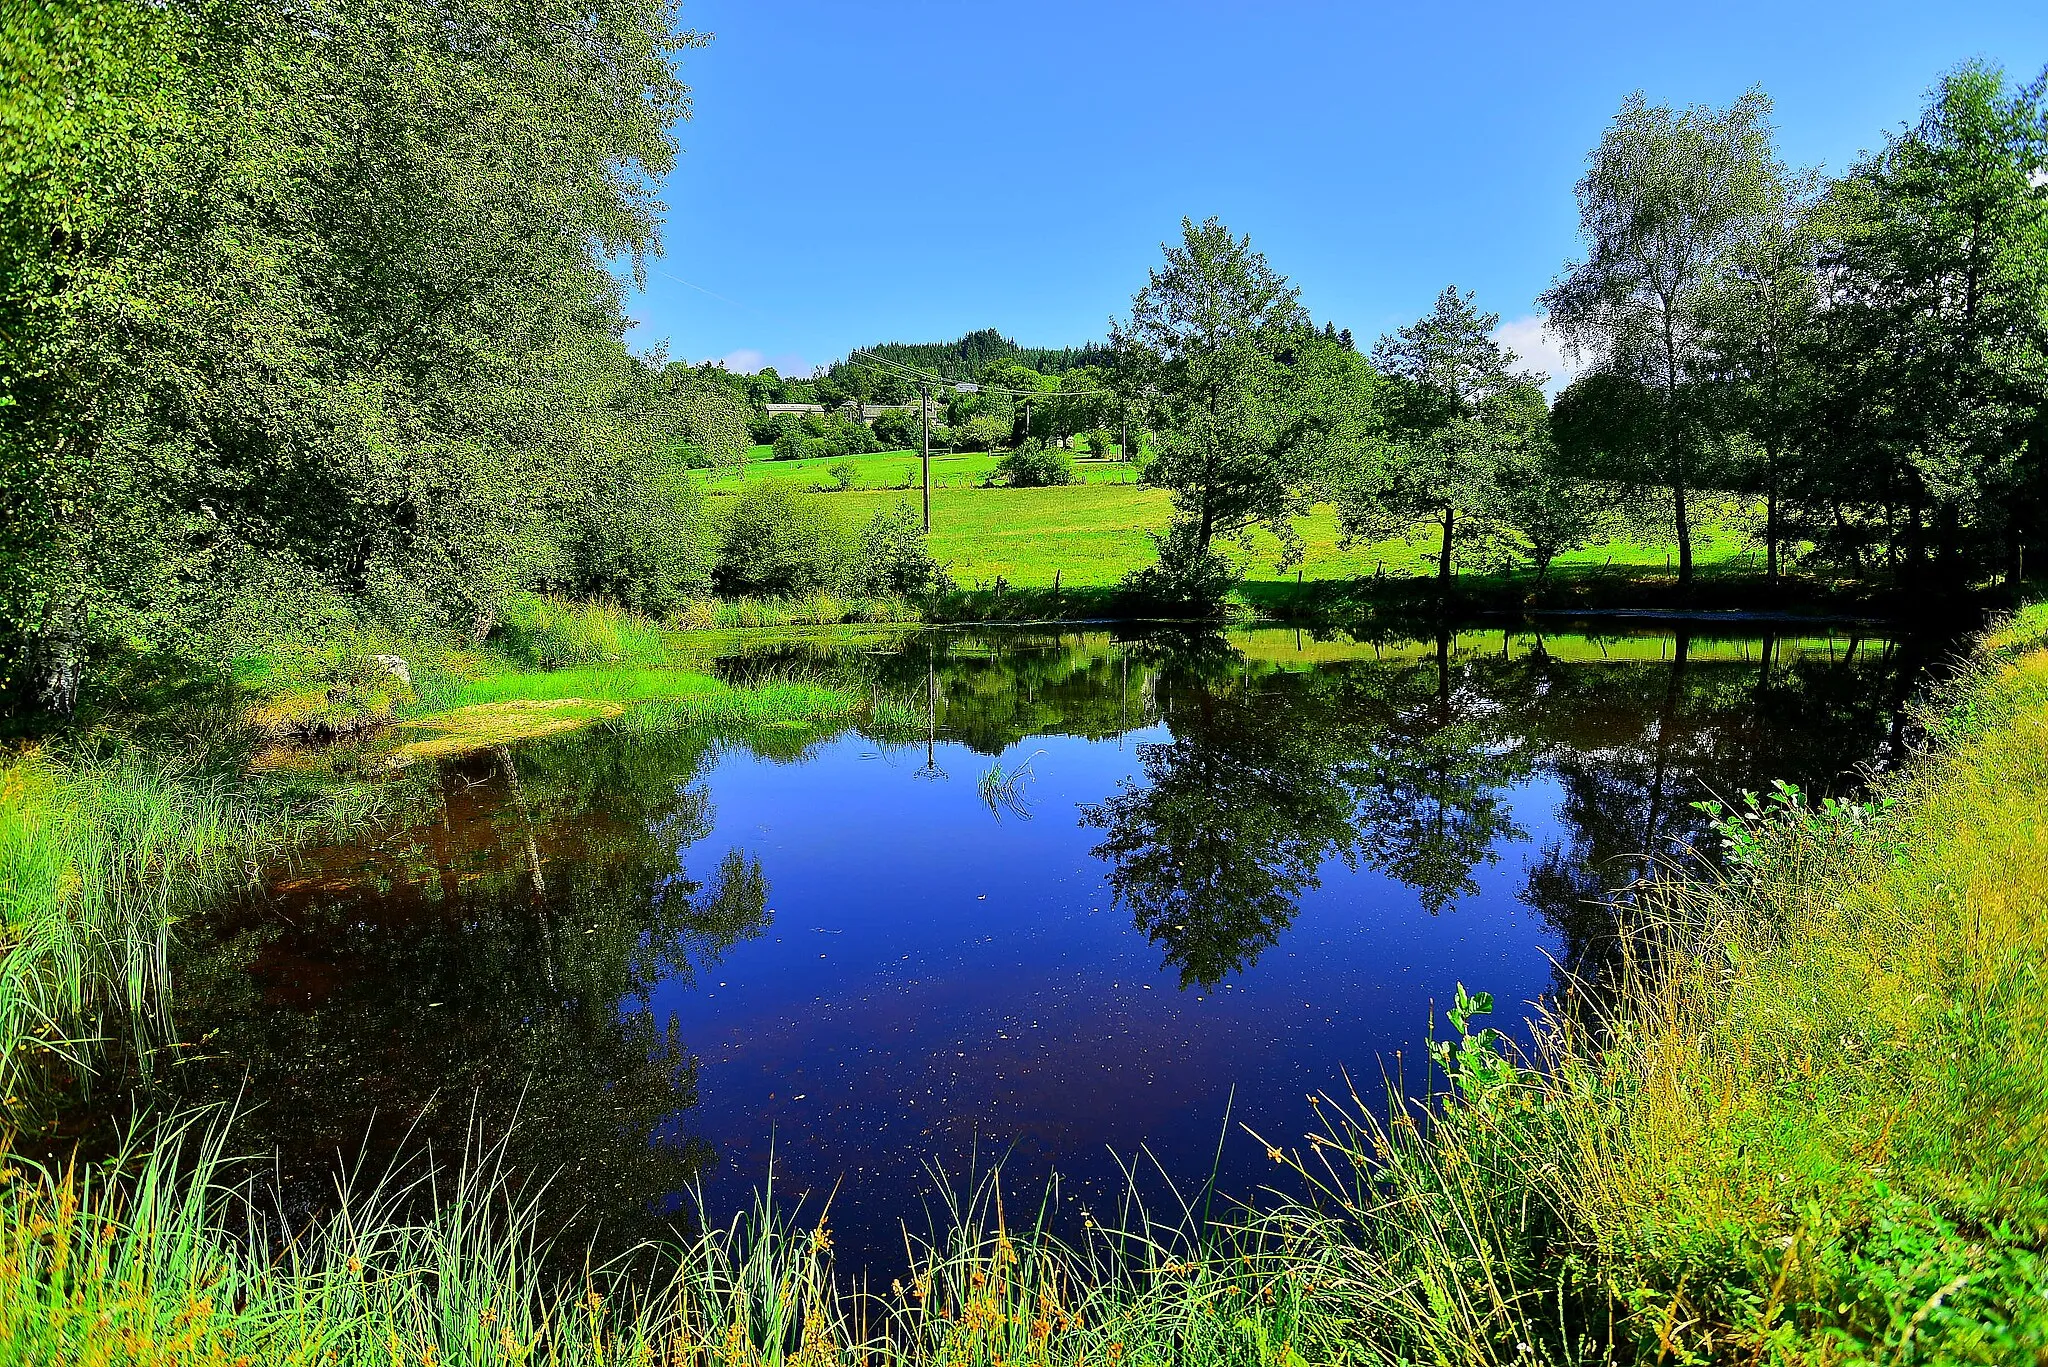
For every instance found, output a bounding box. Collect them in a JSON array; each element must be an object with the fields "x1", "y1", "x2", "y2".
[{"x1": 920, "y1": 381, "x2": 932, "y2": 534}]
